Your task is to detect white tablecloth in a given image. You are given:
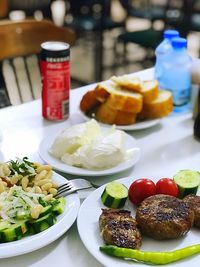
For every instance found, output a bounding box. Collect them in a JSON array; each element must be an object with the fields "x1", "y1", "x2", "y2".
[{"x1": 0, "y1": 68, "x2": 200, "y2": 267}]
